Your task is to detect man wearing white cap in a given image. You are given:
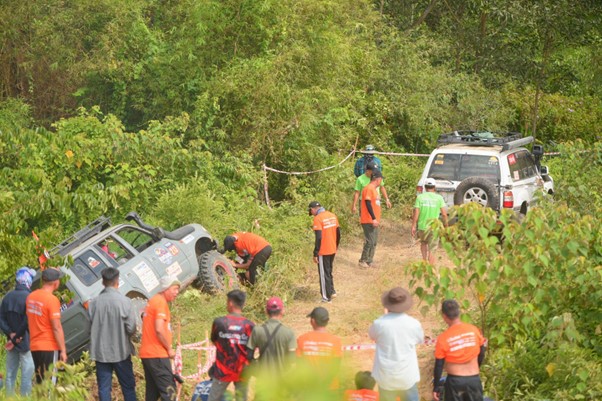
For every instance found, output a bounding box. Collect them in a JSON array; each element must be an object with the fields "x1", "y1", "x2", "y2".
[
  {"x1": 411, "y1": 177, "x2": 448, "y2": 264},
  {"x1": 369, "y1": 287, "x2": 424, "y2": 401},
  {"x1": 140, "y1": 275, "x2": 181, "y2": 401}
]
